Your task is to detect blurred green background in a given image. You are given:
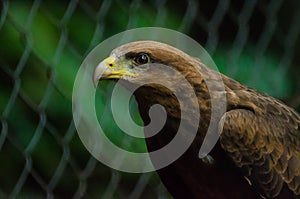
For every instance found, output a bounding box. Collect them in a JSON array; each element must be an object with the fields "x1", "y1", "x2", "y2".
[{"x1": 0, "y1": 0, "x2": 299, "y2": 198}]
